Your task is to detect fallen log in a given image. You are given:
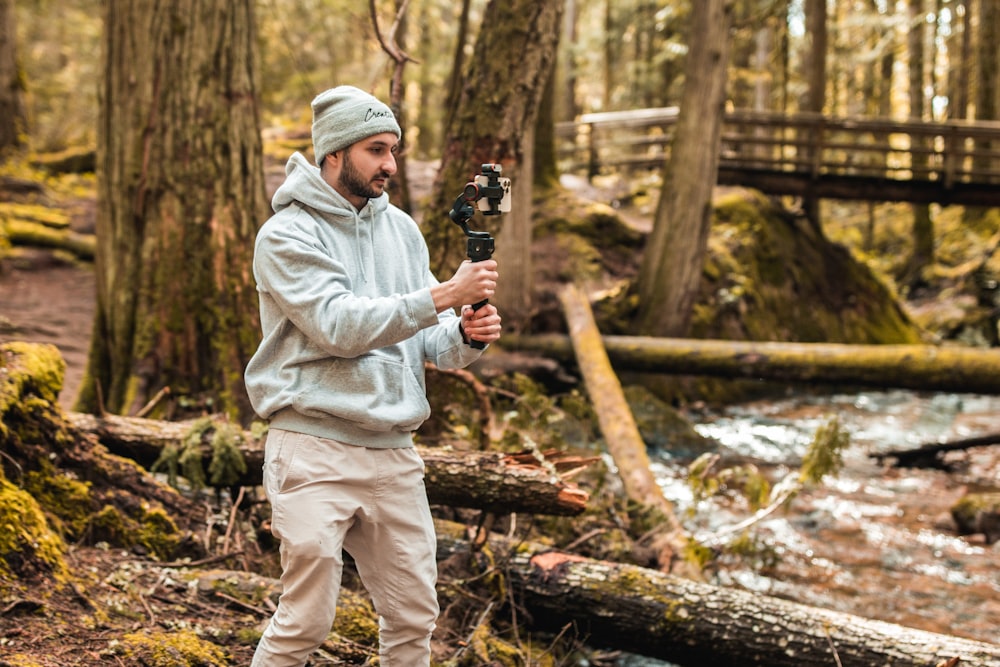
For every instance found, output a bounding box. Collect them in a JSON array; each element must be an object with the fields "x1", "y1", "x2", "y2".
[
  {"x1": 1, "y1": 342, "x2": 207, "y2": 558},
  {"x1": 558, "y1": 285, "x2": 680, "y2": 523},
  {"x1": 435, "y1": 520, "x2": 1000, "y2": 667},
  {"x1": 558, "y1": 284, "x2": 690, "y2": 572},
  {"x1": 872, "y1": 431, "x2": 1000, "y2": 468},
  {"x1": 5, "y1": 218, "x2": 95, "y2": 260},
  {"x1": 501, "y1": 334, "x2": 1000, "y2": 394},
  {"x1": 65, "y1": 411, "x2": 592, "y2": 516}
]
